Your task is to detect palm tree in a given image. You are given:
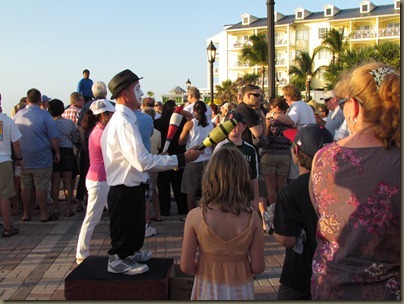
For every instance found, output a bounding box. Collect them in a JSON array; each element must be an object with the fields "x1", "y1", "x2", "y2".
[
  {"x1": 289, "y1": 50, "x2": 323, "y2": 91},
  {"x1": 147, "y1": 91, "x2": 154, "y2": 98},
  {"x1": 373, "y1": 42, "x2": 400, "y2": 72},
  {"x1": 239, "y1": 34, "x2": 268, "y2": 93},
  {"x1": 315, "y1": 28, "x2": 348, "y2": 64},
  {"x1": 215, "y1": 80, "x2": 236, "y2": 104}
]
